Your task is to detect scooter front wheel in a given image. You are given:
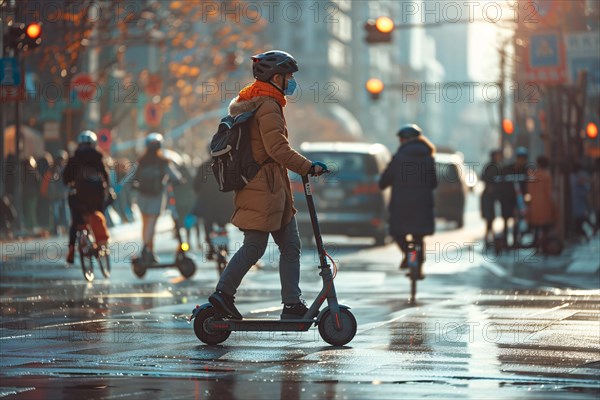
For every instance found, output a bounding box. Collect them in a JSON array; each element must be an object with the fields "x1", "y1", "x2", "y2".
[
  {"x1": 178, "y1": 256, "x2": 196, "y2": 278},
  {"x1": 193, "y1": 306, "x2": 231, "y2": 345},
  {"x1": 318, "y1": 308, "x2": 357, "y2": 346}
]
